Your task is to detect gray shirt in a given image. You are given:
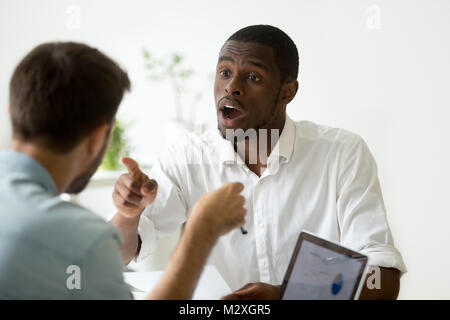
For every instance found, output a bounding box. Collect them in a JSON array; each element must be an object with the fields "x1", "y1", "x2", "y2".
[{"x1": 0, "y1": 150, "x2": 132, "y2": 299}]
